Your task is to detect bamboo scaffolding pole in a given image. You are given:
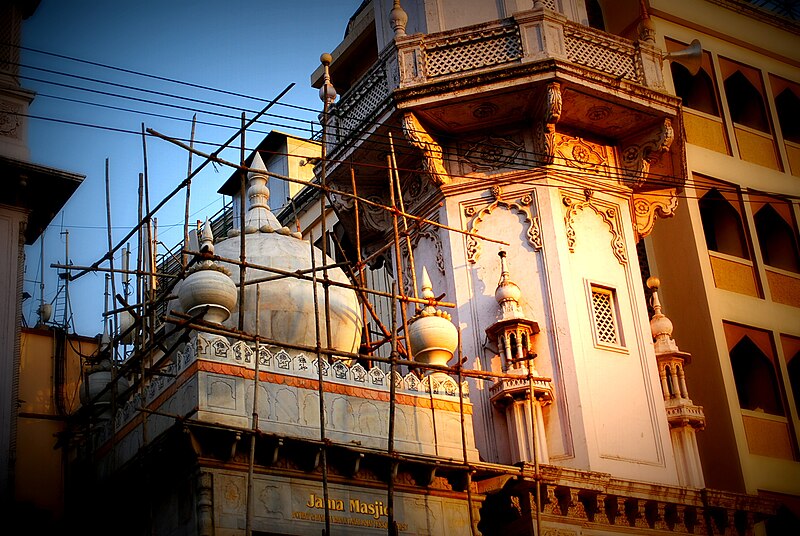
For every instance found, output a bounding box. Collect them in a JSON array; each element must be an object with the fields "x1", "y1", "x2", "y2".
[
  {"x1": 68, "y1": 84, "x2": 294, "y2": 282},
  {"x1": 50, "y1": 264, "x2": 179, "y2": 279},
  {"x1": 144, "y1": 130, "x2": 510, "y2": 248},
  {"x1": 350, "y1": 167, "x2": 372, "y2": 360},
  {"x1": 310, "y1": 228, "x2": 331, "y2": 536},
  {"x1": 387, "y1": 154, "x2": 412, "y2": 370},
  {"x1": 245, "y1": 284, "x2": 261, "y2": 536},
  {"x1": 387, "y1": 280, "x2": 398, "y2": 536},
  {"x1": 388, "y1": 133, "x2": 418, "y2": 302},
  {"x1": 457, "y1": 330, "x2": 477, "y2": 536},
  {"x1": 182, "y1": 114, "x2": 196, "y2": 270},
  {"x1": 104, "y1": 159, "x2": 122, "y2": 472},
  {"x1": 239, "y1": 112, "x2": 247, "y2": 333},
  {"x1": 141, "y1": 124, "x2": 152, "y2": 452},
  {"x1": 180, "y1": 250, "x2": 455, "y2": 308}
]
